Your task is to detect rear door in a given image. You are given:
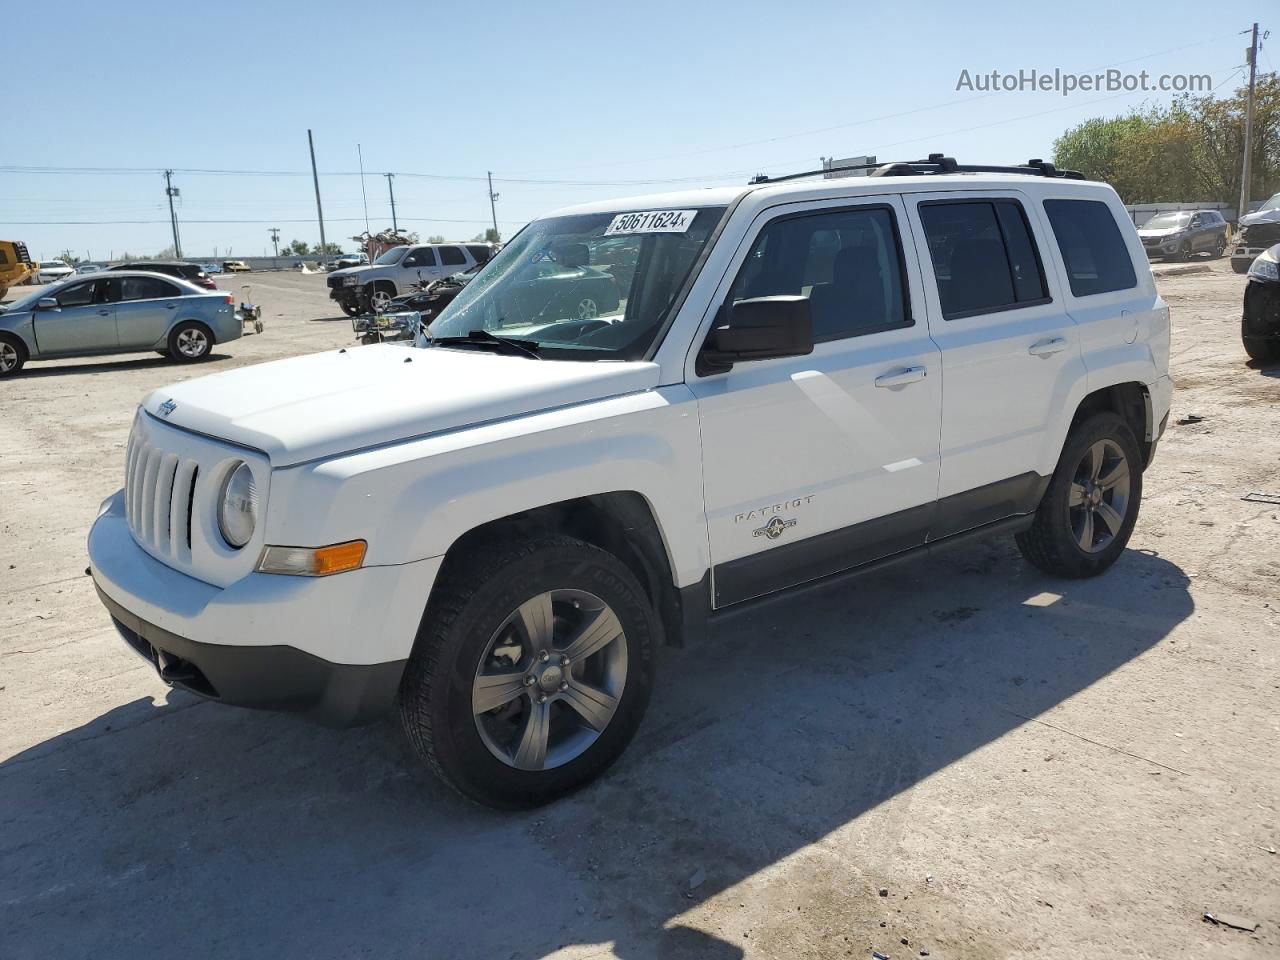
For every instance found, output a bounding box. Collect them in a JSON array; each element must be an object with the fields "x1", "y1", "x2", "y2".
[
  {"x1": 111, "y1": 276, "x2": 186, "y2": 349},
  {"x1": 31, "y1": 279, "x2": 116, "y2": 354},
  {"x1": 437, "y1": 245, "x2": 469, "y2": 279},
  {"x1": 905, "y1": 190, "x2": 1085, "y2": 537}
]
